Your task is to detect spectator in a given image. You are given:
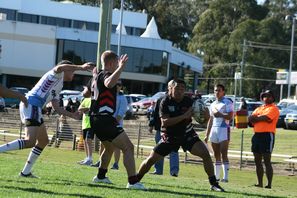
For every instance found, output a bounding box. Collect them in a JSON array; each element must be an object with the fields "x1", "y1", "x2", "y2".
[{"x1": 248, "y1": 90, "x2": 279, "y2": 189}]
